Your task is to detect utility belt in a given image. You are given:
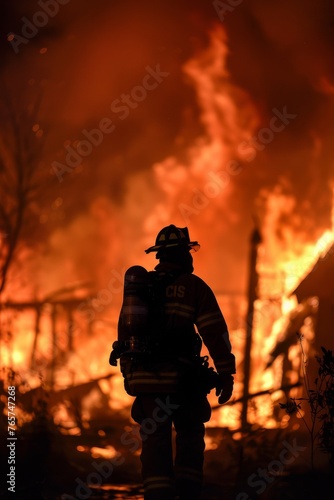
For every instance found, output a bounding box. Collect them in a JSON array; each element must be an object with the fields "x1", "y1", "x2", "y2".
[{"x1": 109, "y1": 338, "x2": 219, "y2": 396}]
